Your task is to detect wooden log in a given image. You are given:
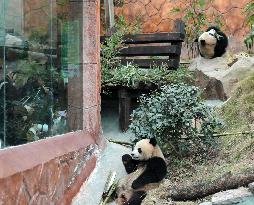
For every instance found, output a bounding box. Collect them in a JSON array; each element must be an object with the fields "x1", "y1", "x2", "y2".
[{"x1": 169, "y1": 169, "x2": 254, "y2": 201}]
